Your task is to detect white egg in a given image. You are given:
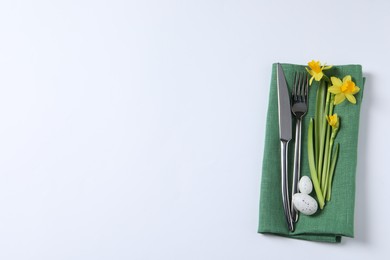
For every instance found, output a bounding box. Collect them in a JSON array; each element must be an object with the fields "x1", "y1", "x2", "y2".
[
  {"x1": 298, "y1": 176, "x2": 313, "y2": 194},
  {"x1": 292, "y1": 193, "x2": 318, "y2": 215}
]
